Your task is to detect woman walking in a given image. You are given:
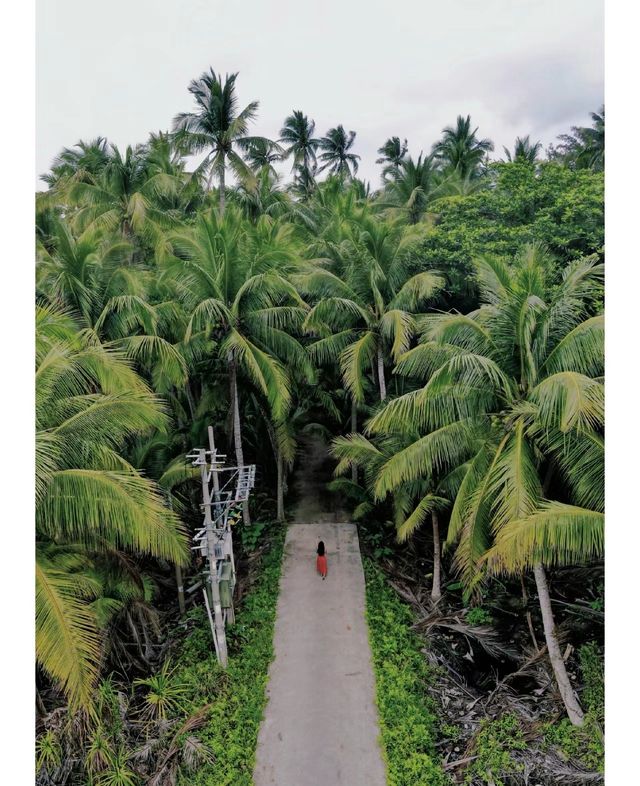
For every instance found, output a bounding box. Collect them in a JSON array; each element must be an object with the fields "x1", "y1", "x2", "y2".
[{"x1": 316, "y1": 541, "x2": 327, "y2": 580}]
